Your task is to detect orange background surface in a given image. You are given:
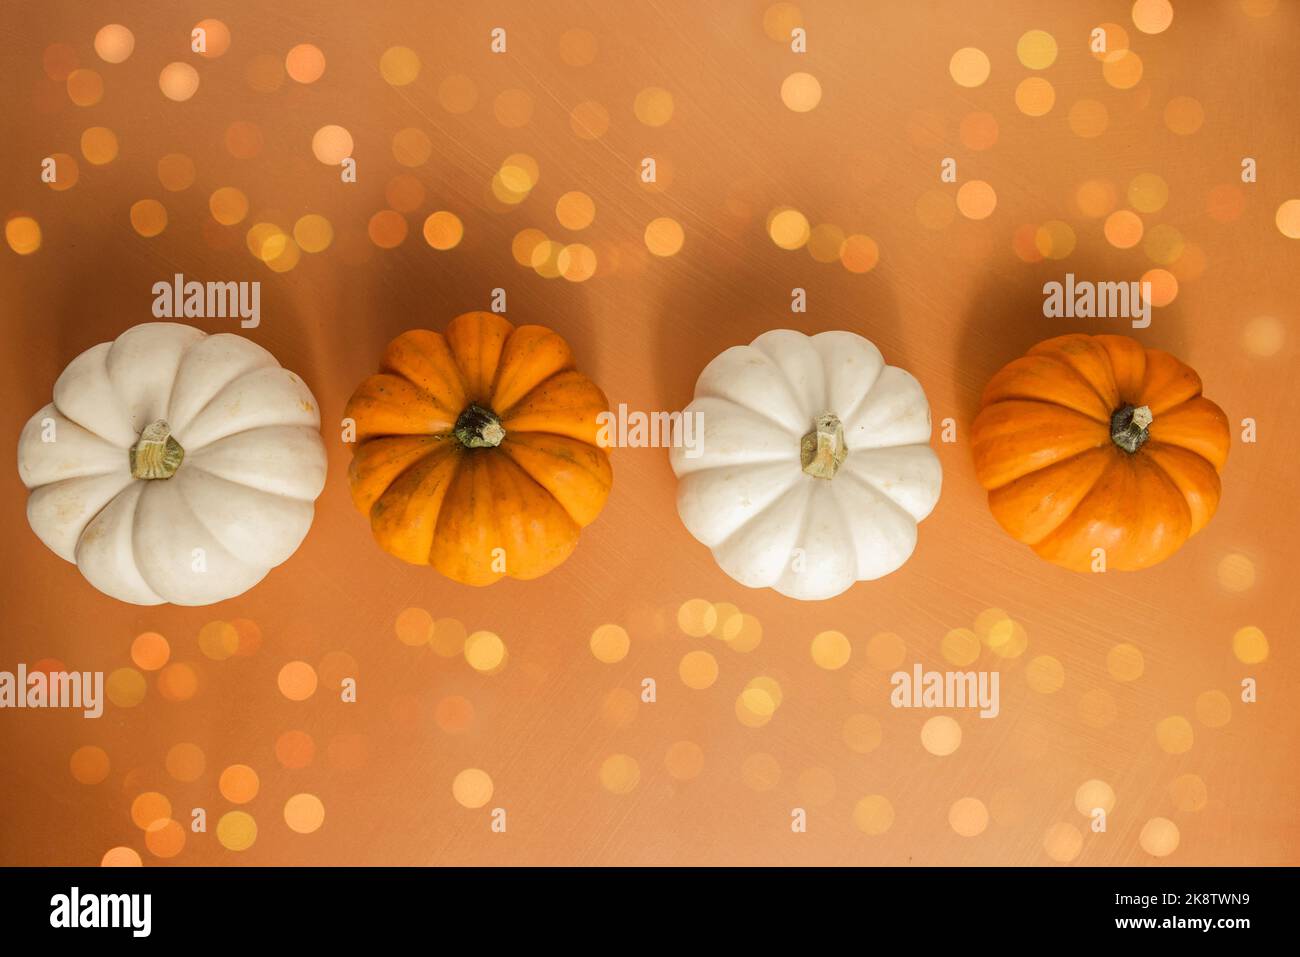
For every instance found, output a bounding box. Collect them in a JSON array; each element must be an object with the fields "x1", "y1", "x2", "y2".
[{"x1": 1, "y1": 0, "x2": 1297, "y2": 865}]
